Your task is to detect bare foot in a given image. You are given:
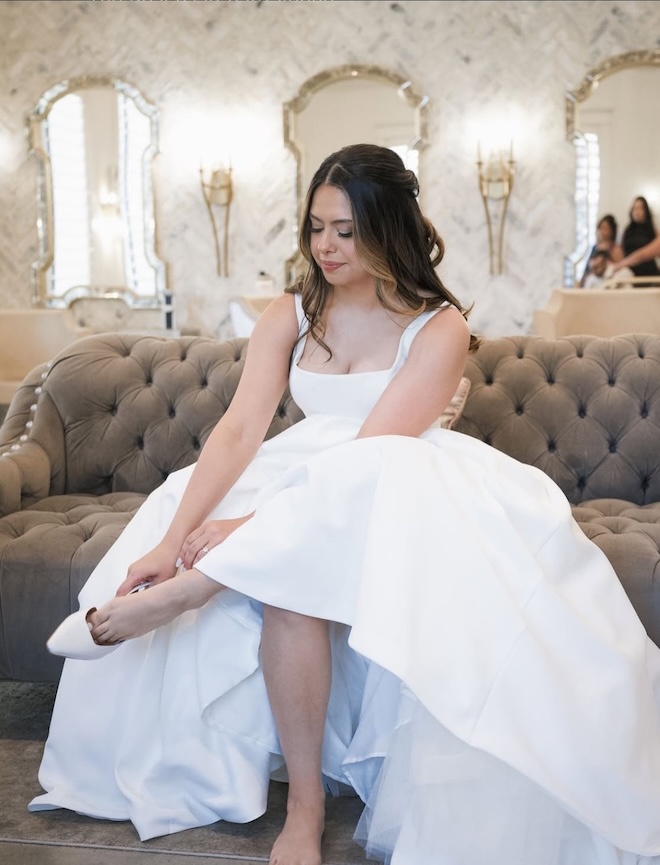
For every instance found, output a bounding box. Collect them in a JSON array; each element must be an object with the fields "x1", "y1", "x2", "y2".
[
  {"x1": 269, "y1": 794, "x2": 325, "y2": 865},
  {"x1": 88, "y1": 570, "x2": 221, "y2": 645}
]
